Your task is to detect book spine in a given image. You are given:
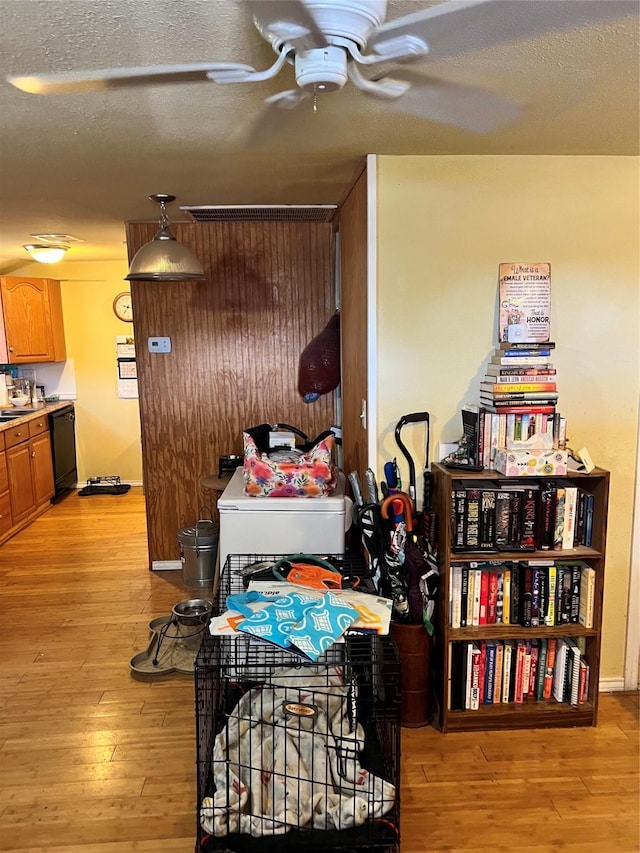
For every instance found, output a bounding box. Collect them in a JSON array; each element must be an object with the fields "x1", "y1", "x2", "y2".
[
  {"x1": 514, "y1": 641, "x2": 526, "y2": 704},
  {"x1": 546, "y1": 565, "x2": 557, "y2": 626},
  {"x1": 520, "y1": 565, "x2": 532, "y2": 627},
  {"x1": 486, "y1": 367, "x2": 557, "y2": 376},
  {"x1": 478, "y1": 641, "x2": 487, "y2": 705},
  {"x1": 531, "y1": 567, "x2": 541, "y2": 627},
  {"x1": 552, "y1": 639, "x2": 568, "y2": 702},
  {"x1": 451, "y1": 565, "x2": 462, "y2": 628},
  {"x1": 489, "y1": 382, "x2": 557, "y2": 393},
  {"x1": 465, "y1": 489, "x2": 481, "y2": 549},
  {"x1": 562, "y1": 487, "x2": 578, "y2": 550},
  {"x1": 491, "y1": 356, "x2": 552, "y2": 365},
  {"x1": 479, "y1": 571, "x2": 489, "y2": 625},
  {"x1": 453, "y1": 488, "x2": 467, "y2": 550},
  {"x1": 471, "y1": 568, "x2": 482, "y2": 627},
  {"x1": 528, "y1": 642, "x2": 539, "y2": 699},
  {"x1": 484, "y1": 642, "x2": 496, "y2": 704},
  {"x1": 502, "y1": 642, "x2": 513, "y2": 703},
  {"x1": 510, "y1": 564, "x2": 520, "y2": 625},
  {"x1": 569, "y1": 563, "x2": 581, "y2": 623},
  {"x1": 556, "y1": 566, "x2": 571, "y2": 625},
  {"x1": 508, "y1": 490, "x2": 523, "y2": 550},
  {"x1": 578, "y1": 659, "x2": 589, "y2": 704},
  {"x1": 496, "y1": 572, "x2": 504, "y2": 624},
  {"x1": 470, "y1": 646, "x2": 481, "y2": 710},
  {"x1": 584, "y1": 494, "x2": 594, "y2": 547},
  {"x1": 480, "y1": 490, "x2": 497, "y2": 549},
  {"x1": 569, "y1": 644, "x2": 581, "y2": 706},
  {"x1": 487, "y1": 571, "x2": 499, "y2": 624},
  {"x1": 493, "y1": 642, "x2": 504, "y2": 703},
  {"x1": 502, "y1": 568, "x2": 511, "y2": 625},
  {"x1": 543, "y1": 638, "x2": 557, "y2": 699},
  {"x1": 578, "y1": 566, "x2": 596, "y2": 629},
  {"x1": 460, "y1": 568, "x2": 469, "y2": 628},
  {"x1": 520, "y1": 488, "x2": 538, "y2": 549},
  {"x1": 539, "y1": 482, "x2": 556, "y2": 550},
  {"x1": 465, "y1": 643, "x2": 474, "y2": 709},
  {"x1": 466, "y1": 568, "x2": 475, "y2": 628},
  {"x1": 553, "y1": 488, "x2": 566, "y2": 550},
  {"x1": 494, "y1": 491, "x2": 511, "y2": 549},
  {"x1": 522, "y1": 640, "x2": 532, "y2": 699},
  {"x1": 536, "y1": 639, "x2": 548, "y2": 700}
]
